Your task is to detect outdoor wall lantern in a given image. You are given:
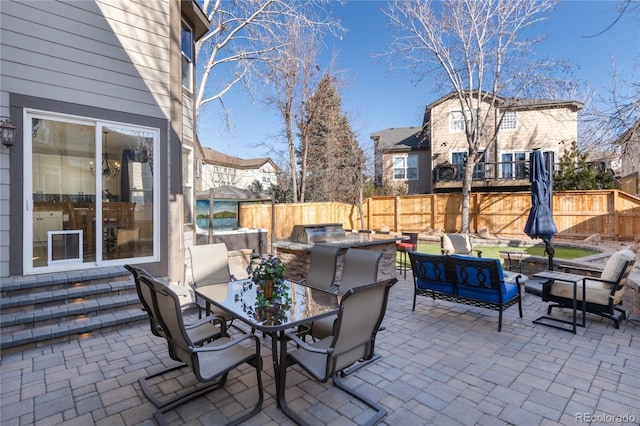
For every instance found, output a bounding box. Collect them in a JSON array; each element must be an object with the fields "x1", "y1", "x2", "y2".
[{"x1": 0, "y1": 116, "x2": 17, "y2": 148}]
